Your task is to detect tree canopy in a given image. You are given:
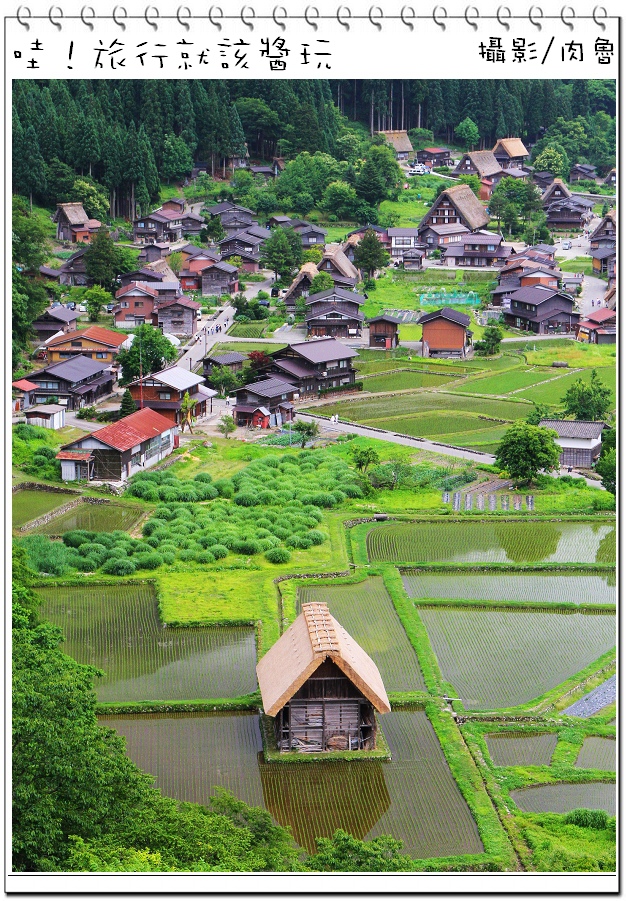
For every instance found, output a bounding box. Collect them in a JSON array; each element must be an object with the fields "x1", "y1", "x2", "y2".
[
  {"x1": 560, "y1": 370, "x2": 613, "y2": 421},
  {"x1": 116, "y1": 324, "x2": 177, "y2": 384},
  {"x1": 495, "y1": 422, "x2": 561, "y2": 485}
]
